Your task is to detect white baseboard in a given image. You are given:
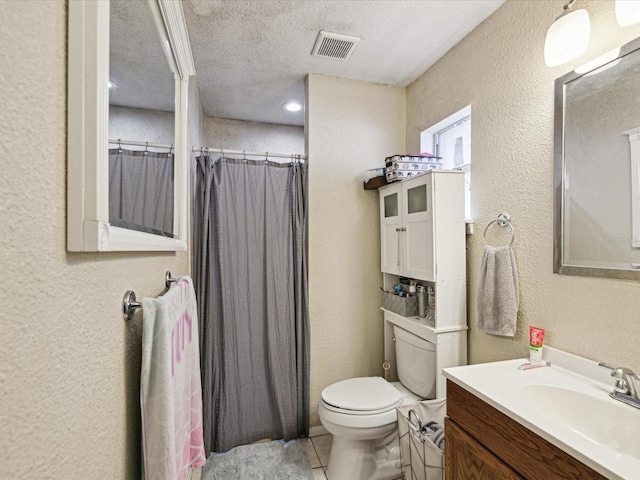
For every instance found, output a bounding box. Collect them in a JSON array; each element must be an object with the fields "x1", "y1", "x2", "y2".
[
  {"x1": 188, "y1": 467, "x2": 202, "y2": 480},
  {"x1": 309, "y1": 425, "x2": 328, "y2": 437}
]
